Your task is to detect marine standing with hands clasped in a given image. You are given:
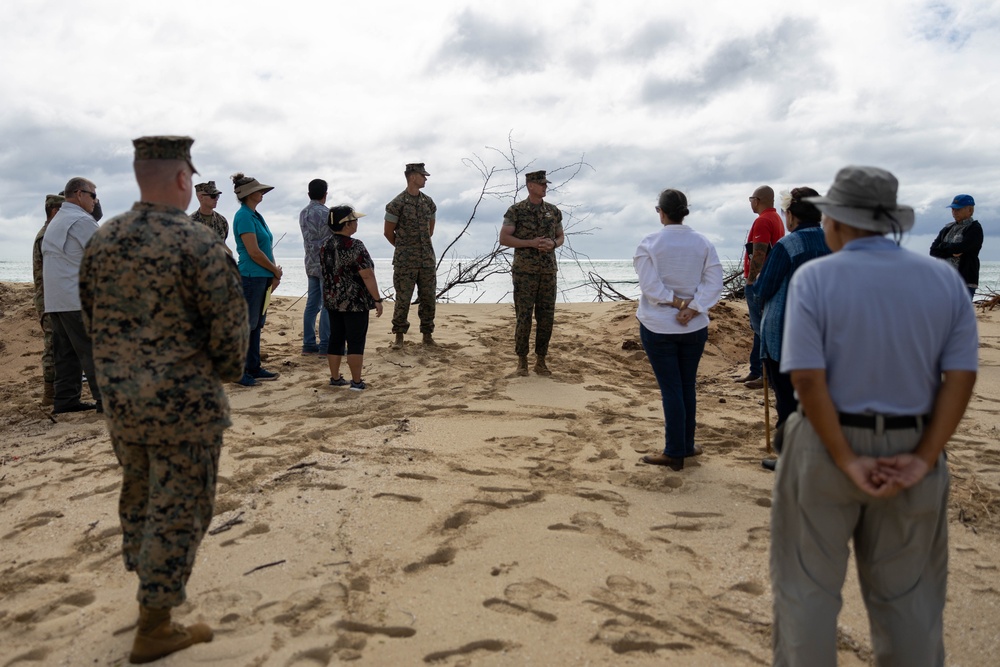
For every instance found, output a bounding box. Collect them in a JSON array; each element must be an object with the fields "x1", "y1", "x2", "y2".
[
  {"x1": 79, "y1": 136, "x2": 249, "y2": 664},
  {"x1": 384, "y1": 162, "x2": 437, "y2": 348},
  {"x1": 499, "y1": 170, "x2": 564, "y2": 376}
]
